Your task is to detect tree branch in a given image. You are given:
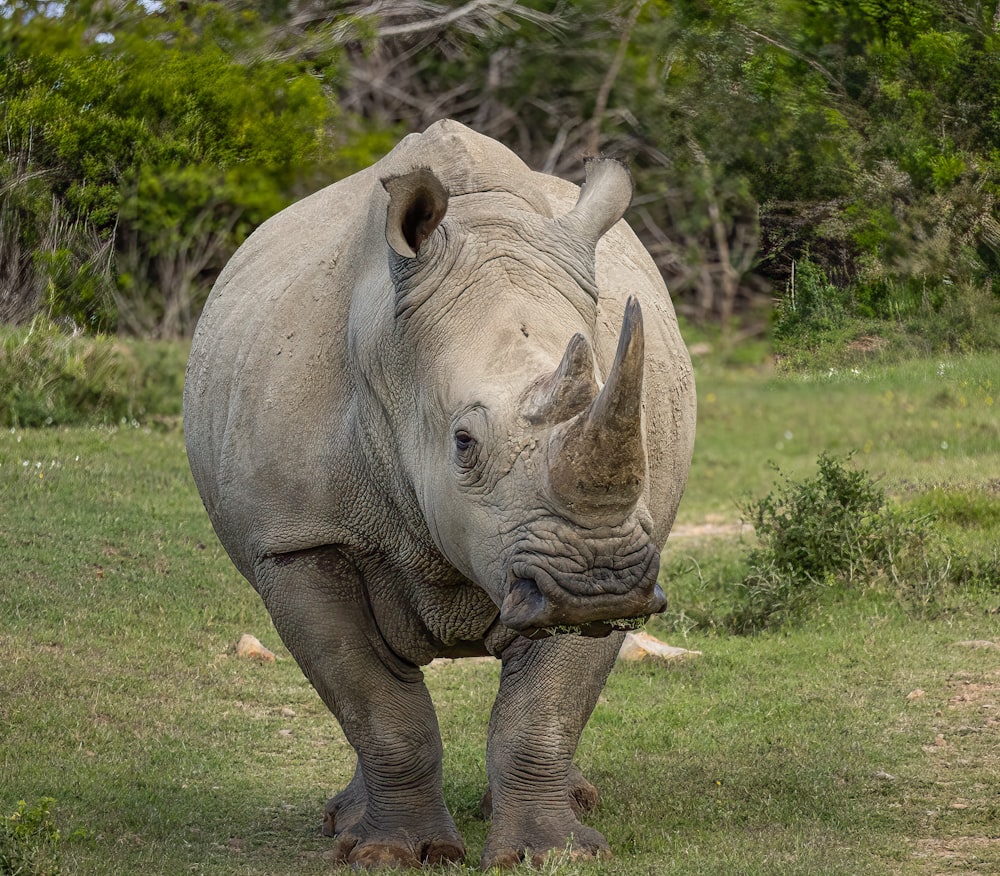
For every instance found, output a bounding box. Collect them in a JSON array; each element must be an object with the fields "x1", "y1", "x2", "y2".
[
  {"x1": 739, "y1": 25, "x2": 847, "y2": 99},
  {"x1": 585, "y1": 0, "x2": 647, "y2": 156}
]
